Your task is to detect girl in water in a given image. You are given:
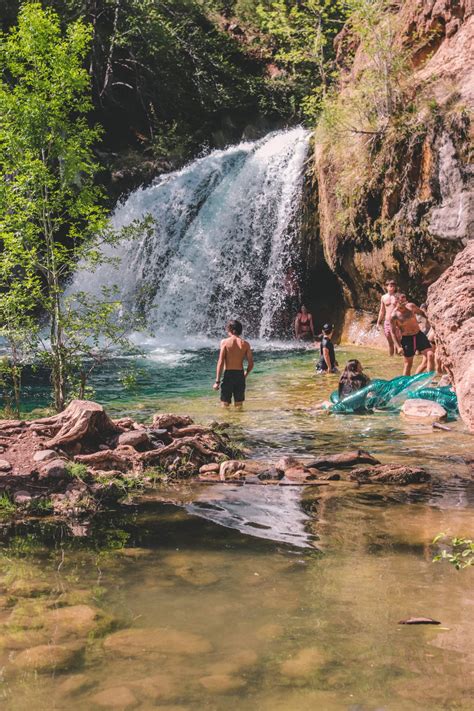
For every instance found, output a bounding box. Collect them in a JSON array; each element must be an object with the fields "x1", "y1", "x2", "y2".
[{"x1": 338, "y1": 360, "x2": 370, "y2": 399}]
